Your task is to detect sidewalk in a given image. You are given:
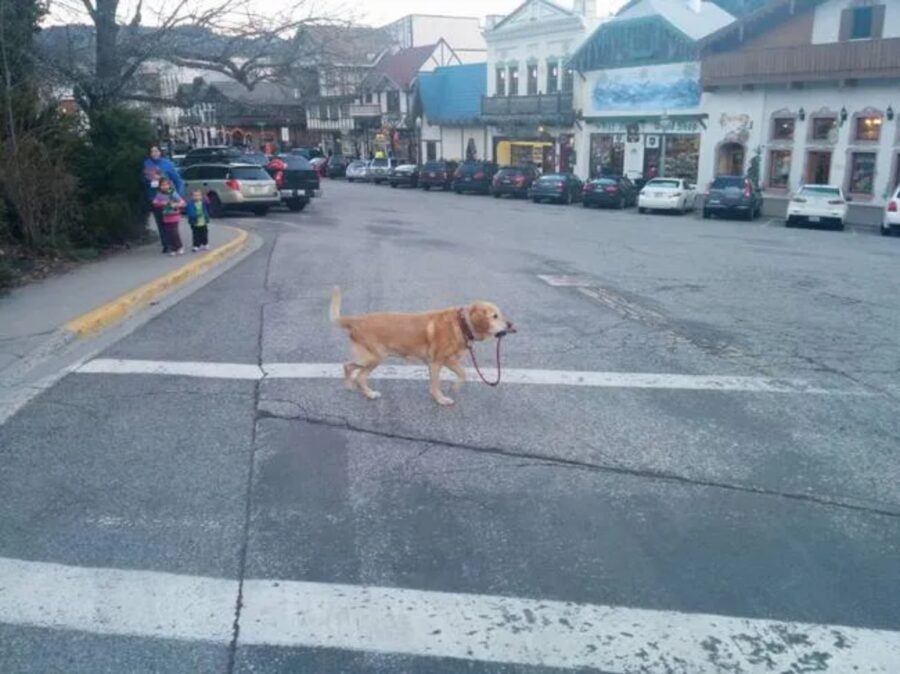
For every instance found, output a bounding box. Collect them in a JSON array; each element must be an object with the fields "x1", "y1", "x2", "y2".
[{"x1": 0, "y1": 221, "x2": 247, "y2": 384}]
